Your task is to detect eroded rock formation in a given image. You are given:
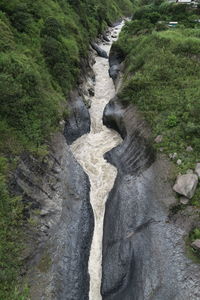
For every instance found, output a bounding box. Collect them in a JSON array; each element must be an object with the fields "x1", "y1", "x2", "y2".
[{"x1": 101, "y1": 98, "x2": 200, "y2": 300}]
